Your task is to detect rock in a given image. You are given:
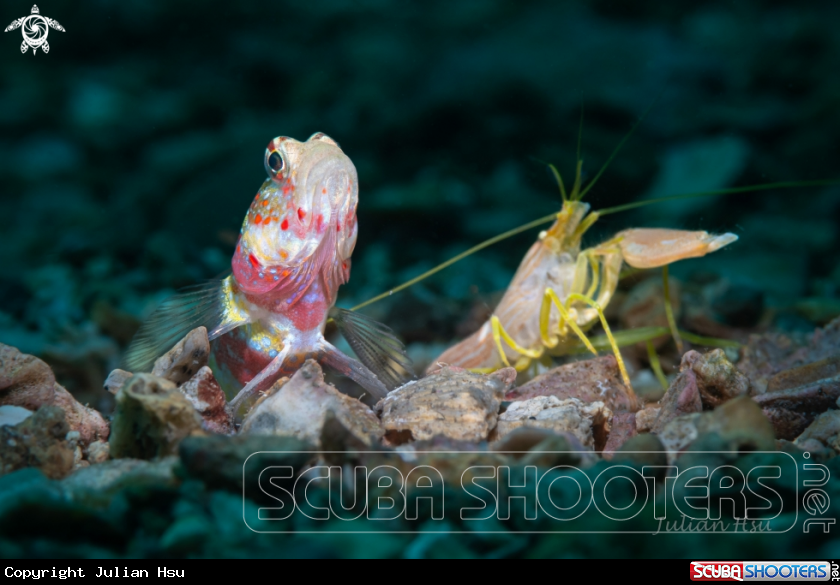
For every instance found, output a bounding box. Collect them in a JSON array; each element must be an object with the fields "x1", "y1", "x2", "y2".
[
  {"x1": 659, "y1": 396, "x2": 775, "y2": 462},
  {"x1": 160, "y1": 515, "x2": 212, "y2": 554},
  {"x1": 602, "y1": 412, "x2": 637, "y2": 457},
  {"x1": 766, "y1": 355, "x2": 840, "y2": 394},
  {"x1": 109, "y1": 373, "x2": 203, "y2": 459},
  {"x1": 0, "y1": 405, "x2": 32, "y2": 427},
  {"x1": 738, "y1": 317, "x2": 840, "y2": 394},
  {"x1": 0, "y1": 343, "x2": 57, "y2": 410},
  {"x1": 700, "y1": 396, "x2": 776, "y2": 451},
  {"x1": 103, "y1": 369, "x2": 133, "y2": 395},
  {"x1": 84, "y1": 440, "x2": 109, "y2": 464},
  {"x1": 738, "y1": 332, "x2": 806, "y2": 394},
  {"x1": 494, "y1": 396, "x2": 612, "y2": 451},
  {"x1": 651, "y1": 365, "x2": 702, "y2": 434},
  {"x1": 506, "y1": 355, "x2": 634, "y2": 412},
  {"x1": 151, "y1": 326, "x2": 210, "y2": 386},
  {"x1": 658, "y1": 413, "x2": 702, "y2": 461},
  {"x1": 320, "y1": 411, "x2": 377, "y2": 456},
  {"x1": 651, "y1": 350, "x2": 748, "y2": 434},
  {"x1": 518, "y1": 432, "x2": 597, "y2": 468},
  {"x1": 752, "y1": 374, "x2": 840, "y2": 440},
  {"x1": 0, "y1": 467, "x2": 122, "y2": 545},
  {"x1": 377, "y1": 366, "x2": 515, "y2": 444},
  {"x1": 61, "y1": 457, "x2": 179, "y2": 506},
  {"x1": 490, "y1": 425, "x2": 596, "y2": 467},
  {"x1": 0, "y1": 343, "x2": 109, "y2": 446},
  {"x1": 683, "y1": 349, "x2": 751, "y2": 408},
  {"x1": 179, "y1": 366, "x2": 232, "y2": 434},
  {"x1": 240, "y1": 360, "x2": 383, "y2": 447},
  {"x1": 635, "y1": 405, "x2": 660, "y2": 432},
  {"x1": 491, "y1": 426, "x2": 563, "y2": 453},
  {"x1": 178, "y1": 434, "x2": 313, "y2": 495},
  {"x1": 0, "y1": 406, "x2": 75, "y2": 479},
  {"x1": 613, "y1": 433, "x2": 668, "y2": 468},
  {"x1": 794, "y1": 410, "x2": 840, "y2": 452},
  {"x1": 52, "y1": 385, "x2": 109, "y2": 445}
]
